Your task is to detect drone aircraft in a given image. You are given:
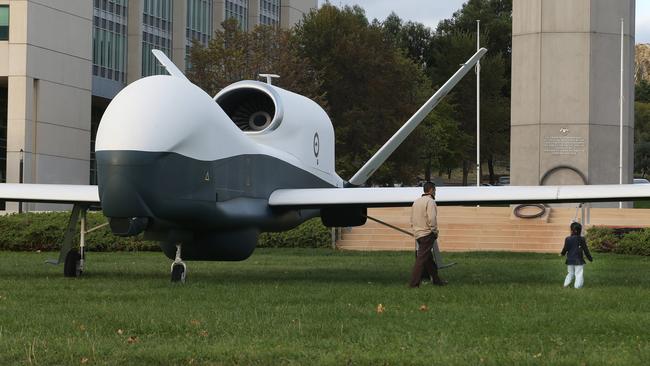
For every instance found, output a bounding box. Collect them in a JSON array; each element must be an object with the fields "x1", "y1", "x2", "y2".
[{"x1": 1, "y1": 48, "x2": 648, "y2": 282}]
